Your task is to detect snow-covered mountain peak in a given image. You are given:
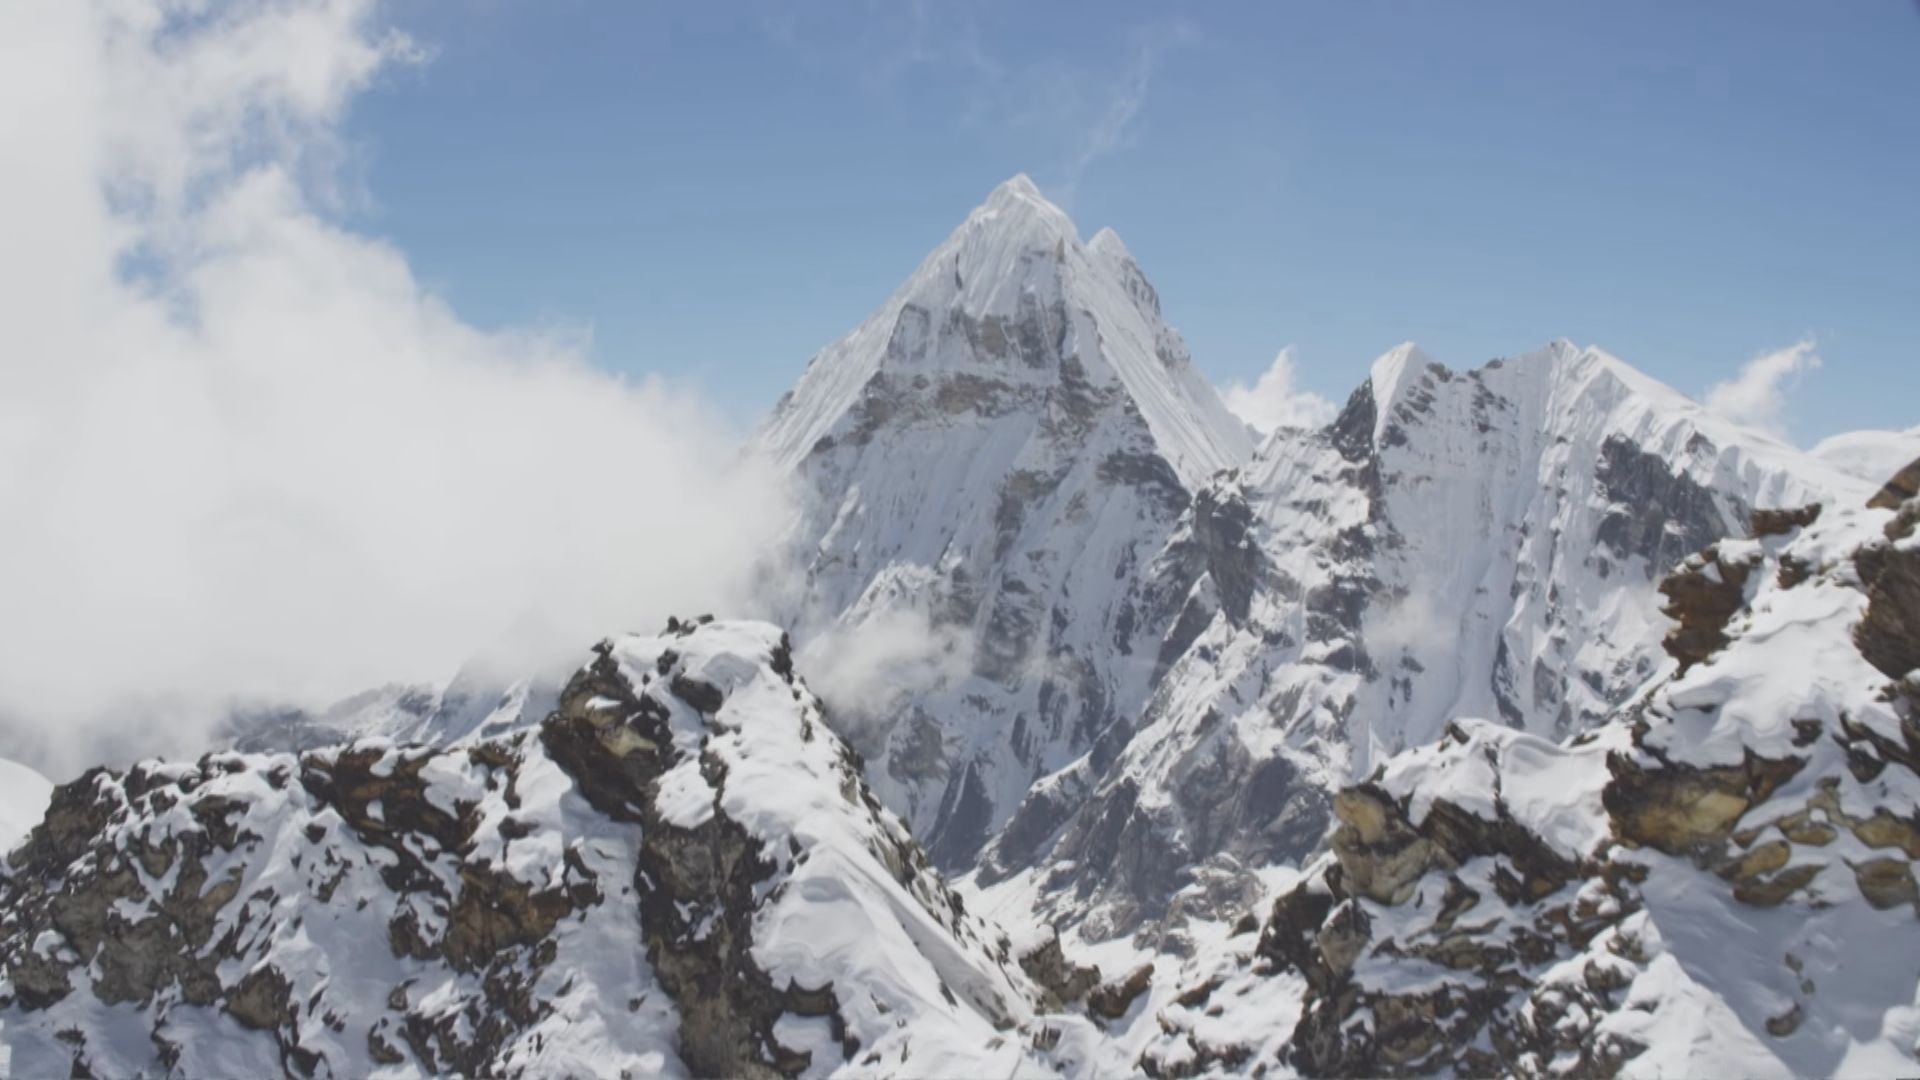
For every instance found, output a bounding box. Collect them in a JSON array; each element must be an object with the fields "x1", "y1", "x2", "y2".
[
  {"x1": 758, "y1": 177, "x2": 1249, "y2": 482},
  {"x1": 974, "y1": 172, "x2": 1068, "y2": 227},
  {"x1": 1362, "y1": 341, "x2": 1435, "y2": 436},
  {"x1": 1084, "y1": 225, "x2": 1129, "y2": 261},
  {"x1": 1362, "y1": 340, "x2": 1859, "y2": 495},
  {"x1": 754, "y1": 180, "x2": 1254, "y2": 866},
  {"x1": 981, "y1": 170, "x2": 1045, "y2": 205}
]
